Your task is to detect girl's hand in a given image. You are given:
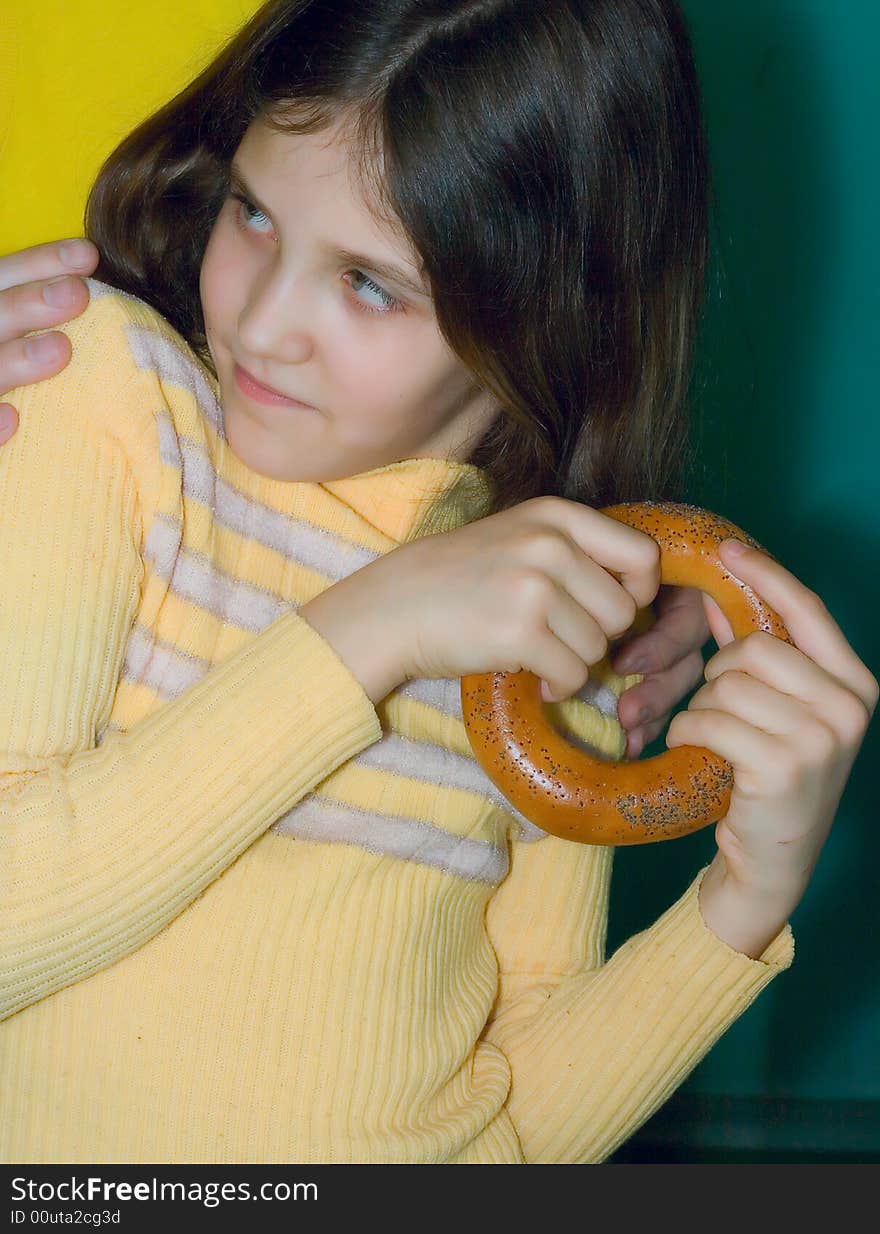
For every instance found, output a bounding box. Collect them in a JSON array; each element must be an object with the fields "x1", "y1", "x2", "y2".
[
  {"x1": 610, "y1": 583, "x2": 710, "y2": 758},
  {"x1": 666, "y1": 538, "x2": 878, "y2": 944},
  {"x1": 313, "y1": 495, "x2": 663, "y2": 706},
  {"x1": 0, "y1": 238, "x2": 100, "y2": 445},
  {"x1": 409, "y1": 495, "x2": 662, "y2": 695}
]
